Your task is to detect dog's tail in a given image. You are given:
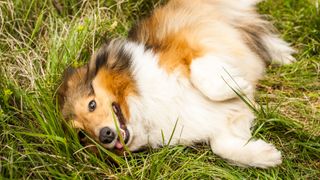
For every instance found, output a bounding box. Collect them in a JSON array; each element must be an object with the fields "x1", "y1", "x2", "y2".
[
  {"x1": 221, "y1": 0, "x2": 296, "y2": 65},
  {"x1": 216, "y1": 0, "x2": 262, "y2": 10},
  {"x1": 260, "y1": 34, "x2": 296, "y2": 64}
]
